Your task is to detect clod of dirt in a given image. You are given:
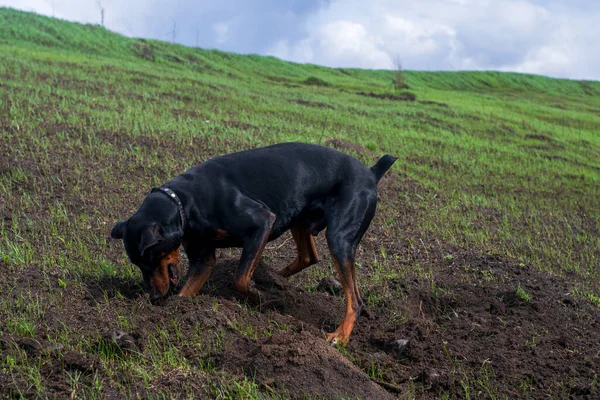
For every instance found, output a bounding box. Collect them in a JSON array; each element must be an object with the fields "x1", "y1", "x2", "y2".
[
  {"x1": 102, "y1": 330, "x2": 141, "y2": 353},
  {"x1": 62, "y1": 351, "x2": 101, "y2": 375},
  {"x1": 316, "y1": 277, "x2": 343, "y2": 295},
  {"x1": 499, "y1": 291, "x2": 529, "y2": 308},
  {"x1": 15, "y1": 338, "x2": 44, "y2": 357},
  {"x1": 416, "y1": 368, "x2": 448, "y2": 389},
  {"x1": 46, "y1": 343, "x2": 65, "y2": 356},
  {"x1": 225, "y1": 331, "x2": 394, "y2": 399},
  {"x1": 488, "y1": 299, "x2": 507, "y2": 315},
  {"x1": 391, "y1": 339, "x2": 409, "y2": 358}
]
